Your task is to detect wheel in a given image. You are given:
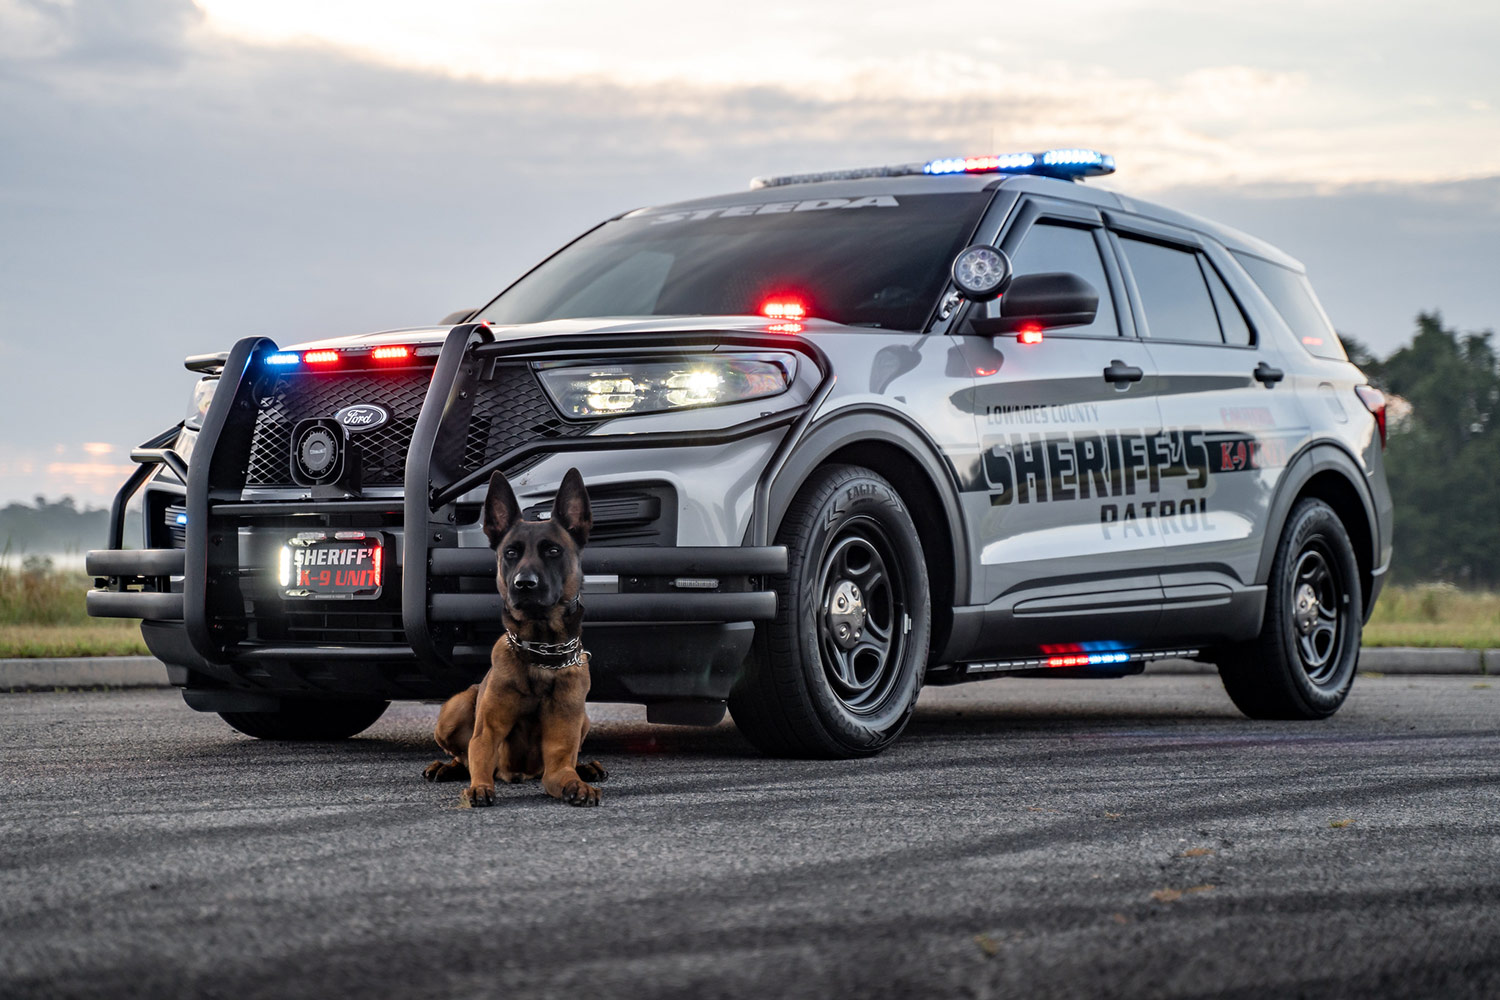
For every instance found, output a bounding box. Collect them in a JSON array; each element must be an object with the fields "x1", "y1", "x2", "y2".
[
  {"x1": 1217, "y1": 498, "x2": 1363, "y2": 719},
  {"x1": 220, "y1": 698, "x2": 389, "y2": 741},
  {"x1": 729, "y1": 465, "x2": 931, "y2": 758}
]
